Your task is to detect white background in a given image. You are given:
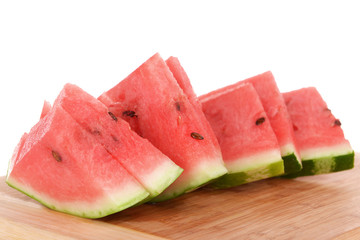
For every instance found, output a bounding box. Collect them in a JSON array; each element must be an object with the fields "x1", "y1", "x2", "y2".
[{"x1": 0, "y1": 1, "x2": 359, "y2": 176}]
